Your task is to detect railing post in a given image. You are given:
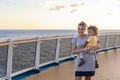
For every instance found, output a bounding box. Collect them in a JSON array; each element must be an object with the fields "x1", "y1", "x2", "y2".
[
  {"x1": 55, "y1": 37, "x2": 60, "y2": 64},
  {"x1": 70, "y1": 50, "x2": 75, "y2": 58},
  {"x1": 105, "y1": 32, "x2": 109, "y2": 49},
  {"x1": 6, "y1": 39, "x2": 13, "y2": 80},
  {"x1": 34, "y1": 37, "x2": 40, "y2": 70},
  {"x1": 70, "y1": 38, "x2": 73, "y2": 57},
  {"x1": 33, "y1": 37, "x2": 42, "y2": 73},
  {"x1": 70, "y1": 37, "x2": 75, "y2": 58},
  {"x1": 114, "y1": 32, "x2": 118, "y2": 47}
]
